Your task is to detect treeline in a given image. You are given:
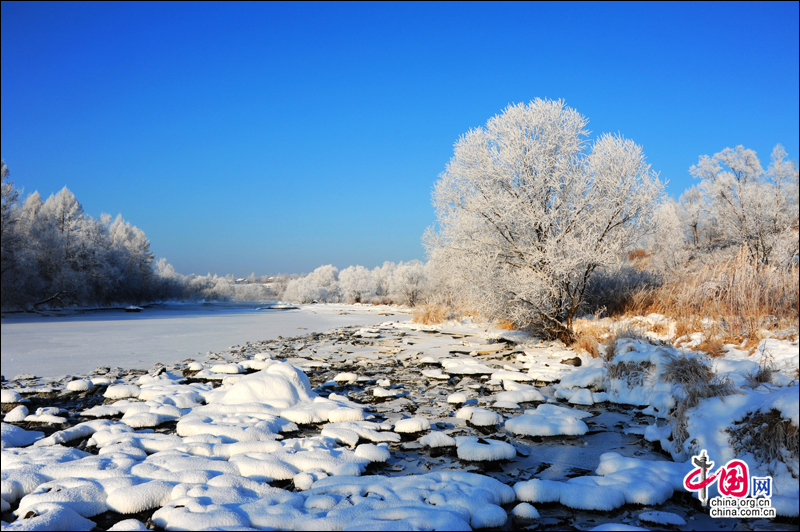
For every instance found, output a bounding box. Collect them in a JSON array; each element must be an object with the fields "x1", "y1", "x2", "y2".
[
  {"x1": 0, "y1": 161, "x2": 432, "y2": 311},
  {"x1": 279, "y1": 261, "x2": 429, "y2": 306},
  {"x1": 1, "y1": 162, "x2": 162, "y2": 309},
  {"x1": 650, "y1": 144, "x2": 798, "y2": 272}
]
